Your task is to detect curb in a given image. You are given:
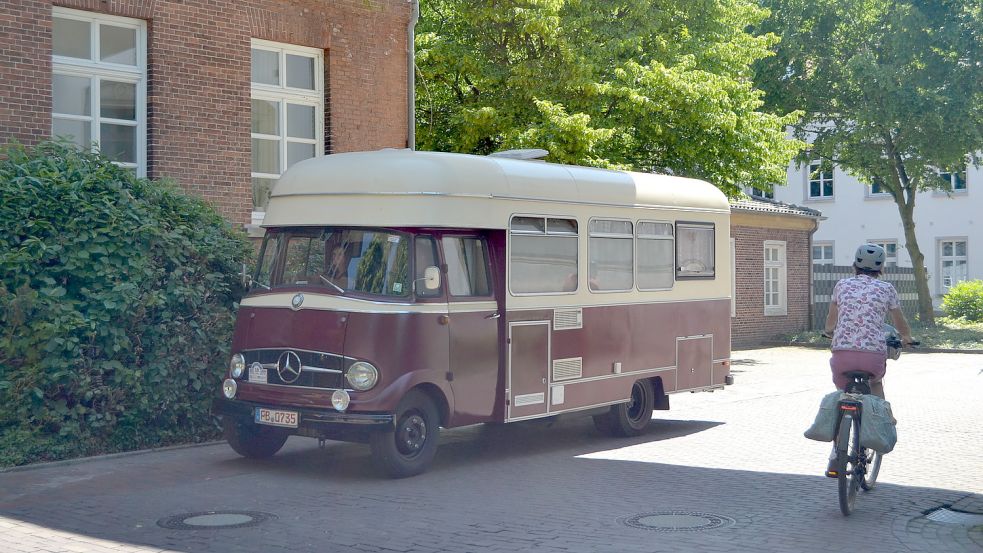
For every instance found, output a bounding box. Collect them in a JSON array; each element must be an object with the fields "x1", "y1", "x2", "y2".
[{"x1": 0, "y1": 440, "x2": 224, "y2": 474}]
